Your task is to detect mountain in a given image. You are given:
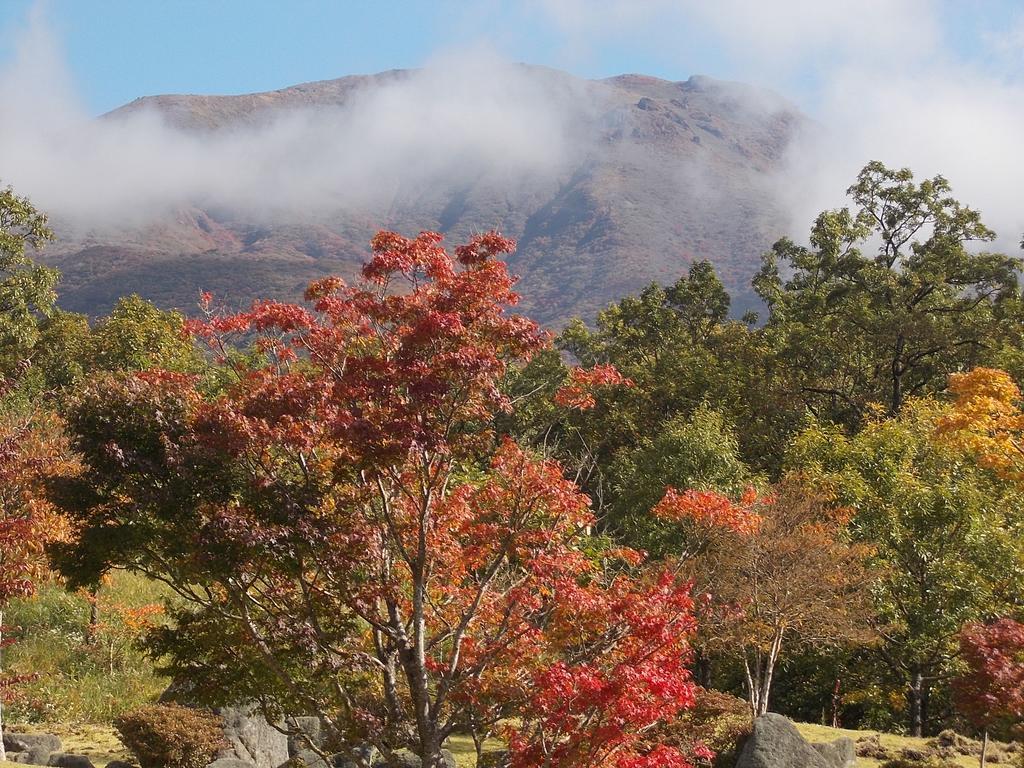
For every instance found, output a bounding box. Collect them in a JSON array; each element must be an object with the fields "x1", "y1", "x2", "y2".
[{"x1": 40, "y1": 66, "x2": 805, "y2": 325}]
